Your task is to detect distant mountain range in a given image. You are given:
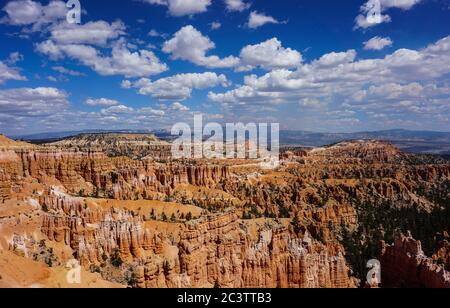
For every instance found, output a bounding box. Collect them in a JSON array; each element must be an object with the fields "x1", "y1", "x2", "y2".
[
  {"x1": 11, "y1": 129, "x2": 156, "y2": 142},
  {"x1": 279, "y1": 129, "x2": 450, "y2": 155},
  {"x1": 11, "y1": 129, "x2": 450, "y2": 155}
]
